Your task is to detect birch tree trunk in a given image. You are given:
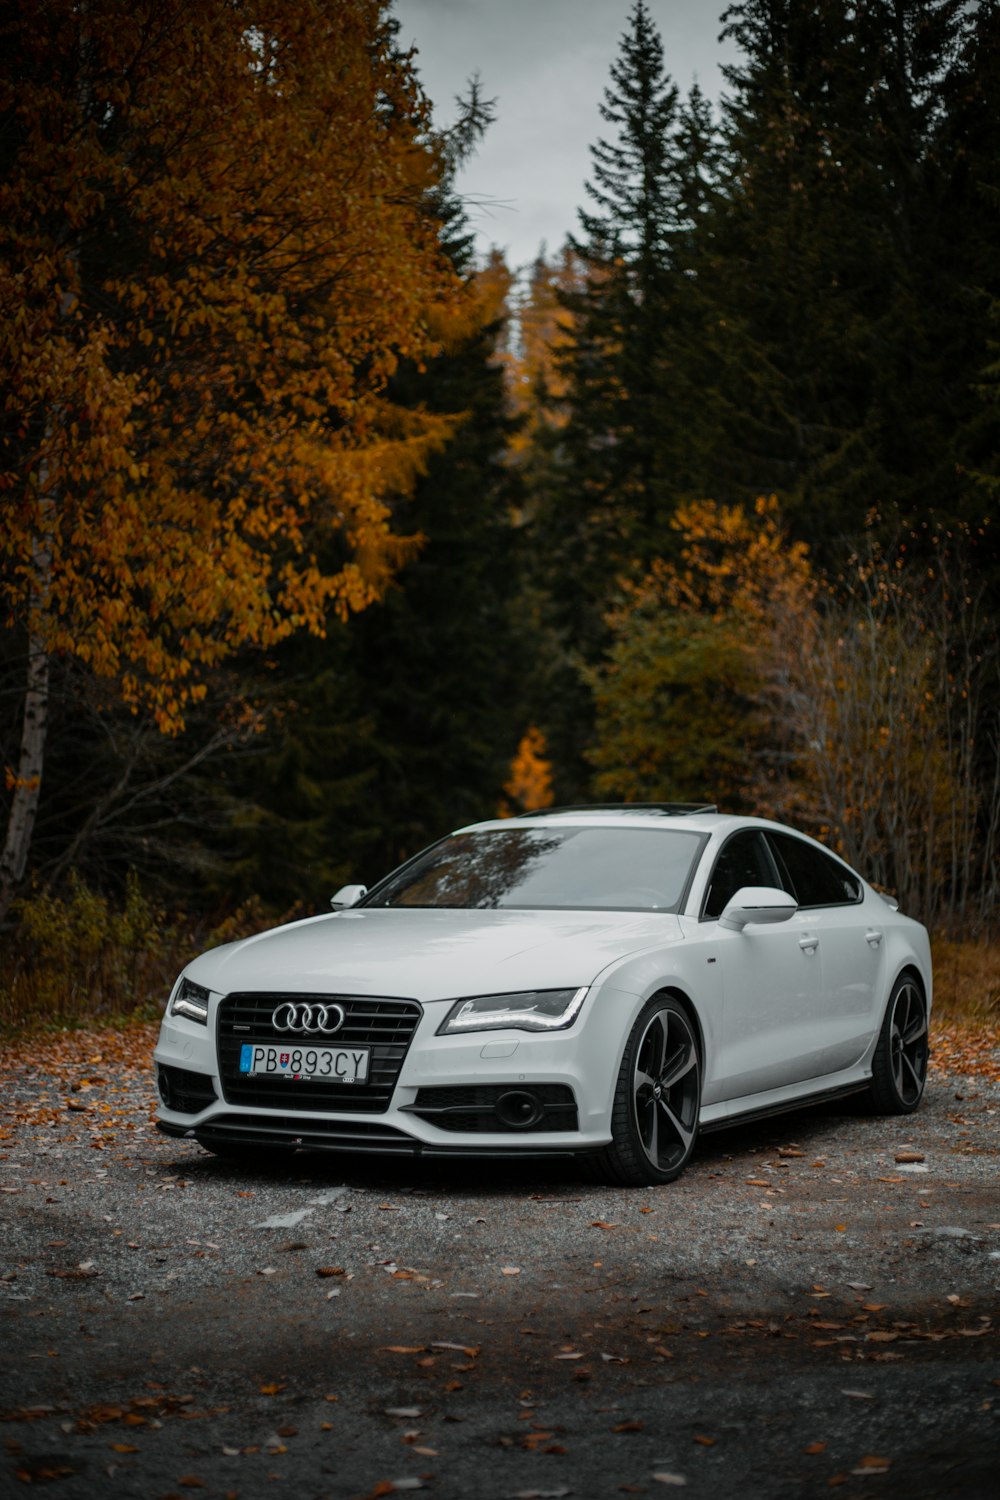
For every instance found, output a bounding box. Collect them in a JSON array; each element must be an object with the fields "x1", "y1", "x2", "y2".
[{"x1": 0, "y1": 528, "x2": 53, "y2": 922}]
